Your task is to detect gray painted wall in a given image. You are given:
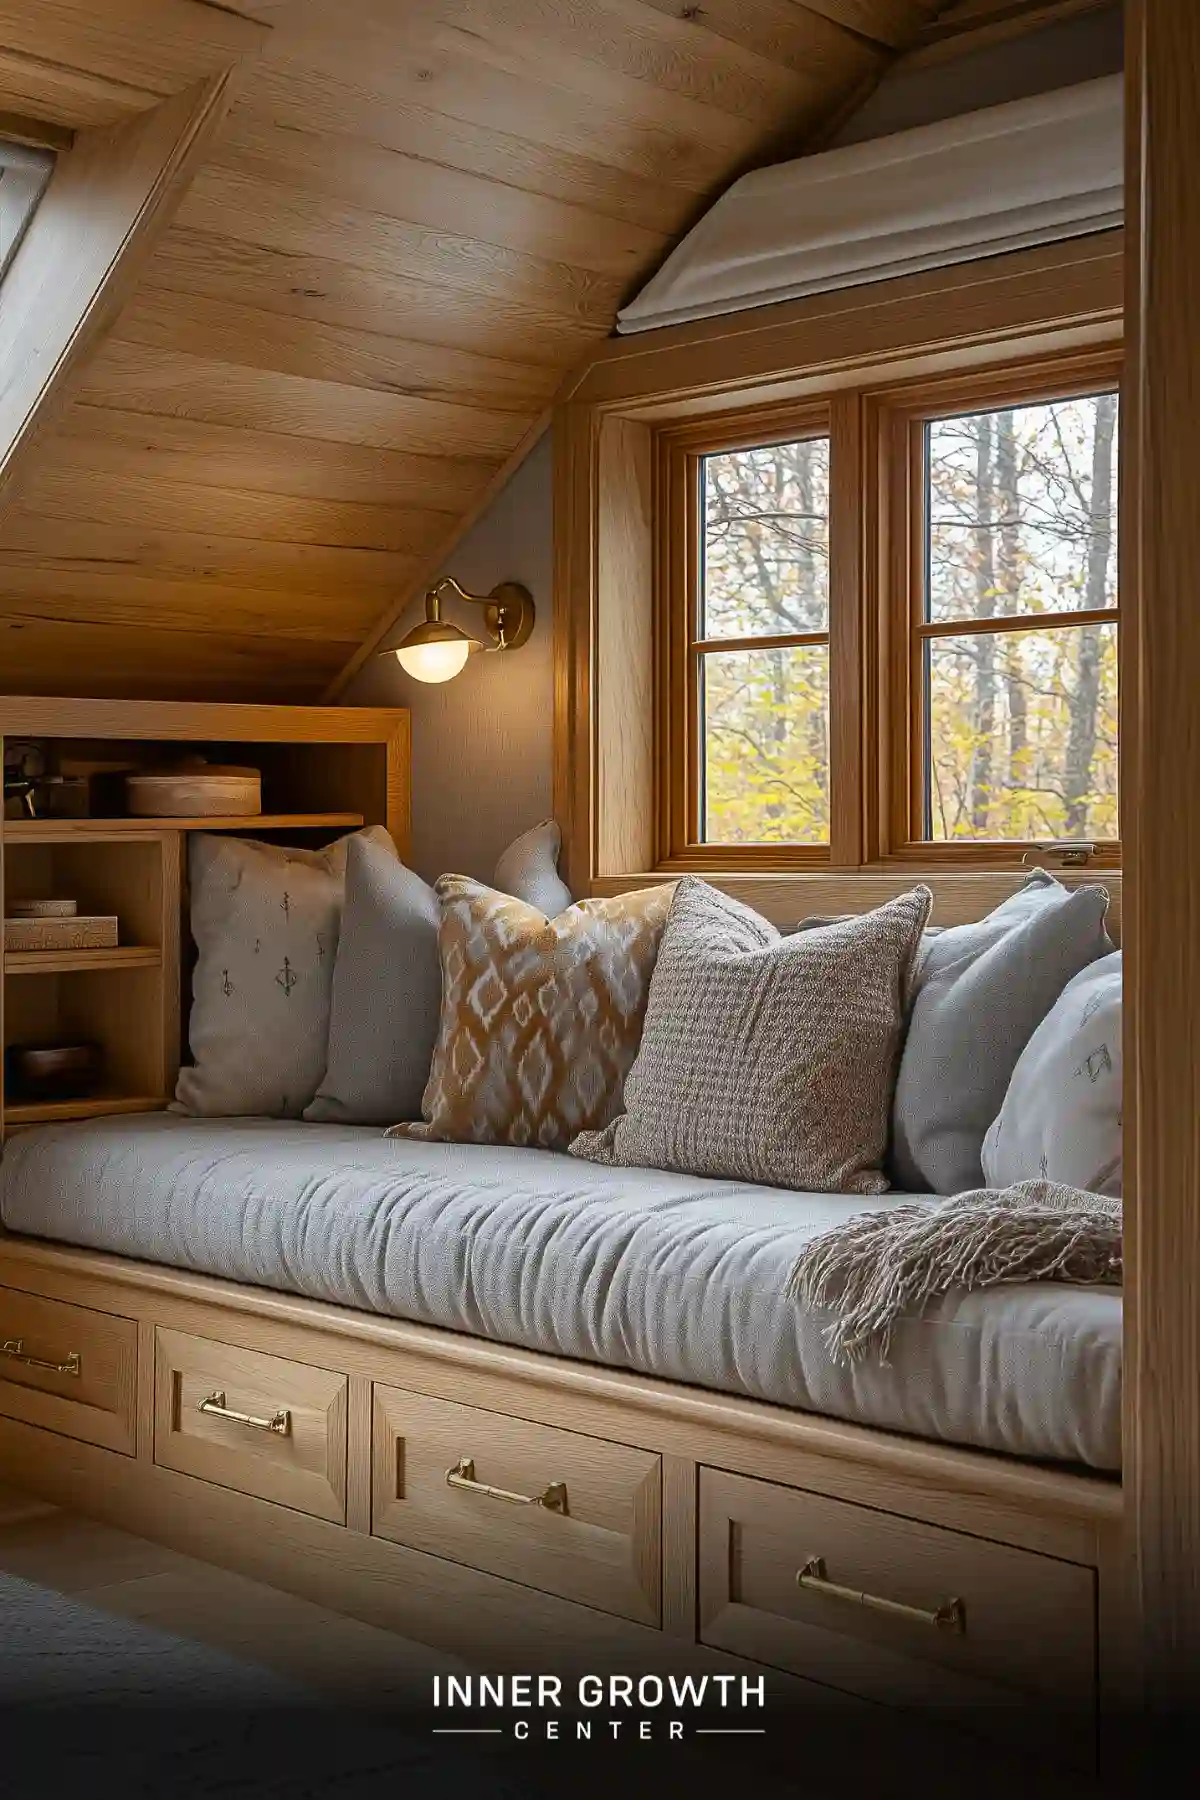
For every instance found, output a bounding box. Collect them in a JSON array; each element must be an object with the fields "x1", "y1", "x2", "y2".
[
  {"x1": 345, "y1": 432, "x2": 555, "y2": 885},
  {"x1": 345, "y1": 9, "x2": 1122, "y2": 880}
]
